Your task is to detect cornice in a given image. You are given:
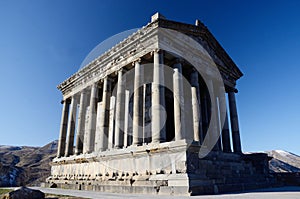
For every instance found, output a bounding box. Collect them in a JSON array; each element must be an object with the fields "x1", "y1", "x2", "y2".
[
  {"x1": 57, "y1": 23, "x2": 158, "y2": 97},
  {"x1": 57, "y1": 17, "x2": 243, "y2": 97},
  {"x1": 156, "y1": 18, "x2": 243, "y2": 80}
]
